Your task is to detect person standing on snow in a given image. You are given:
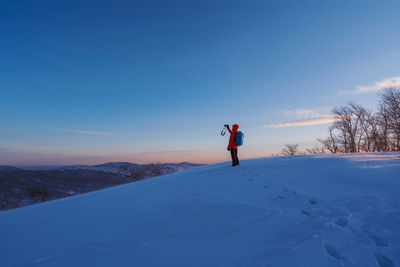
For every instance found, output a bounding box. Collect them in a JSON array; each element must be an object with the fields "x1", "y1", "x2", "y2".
[{"x1": 225, "y1": 124, "x2": 240, "y2": 166}]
